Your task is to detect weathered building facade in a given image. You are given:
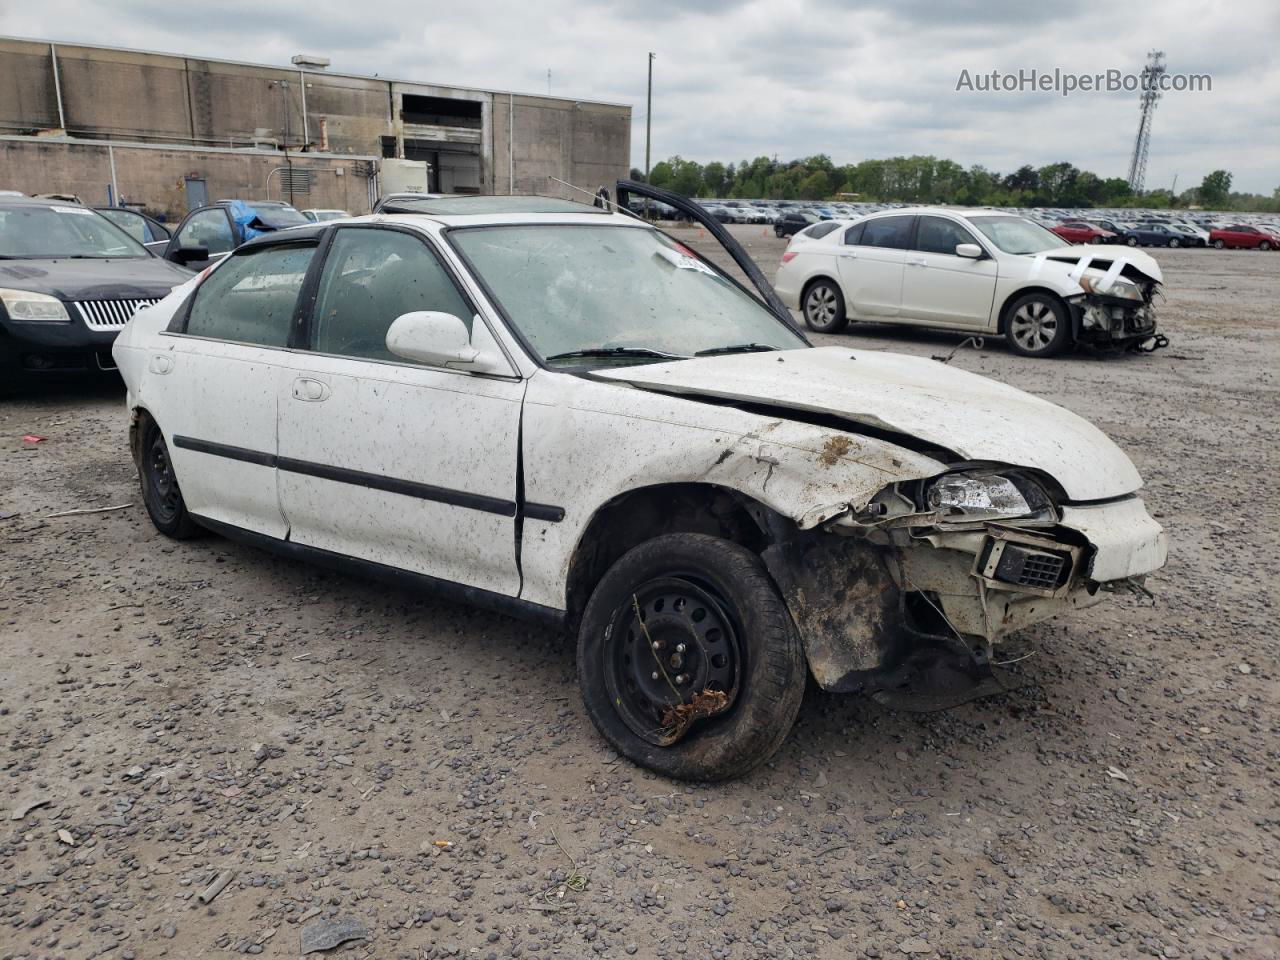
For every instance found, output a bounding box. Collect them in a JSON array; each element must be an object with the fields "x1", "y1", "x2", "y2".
[{"x1": 0, "y1": 37, "x2": 631, "y2": 219}]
